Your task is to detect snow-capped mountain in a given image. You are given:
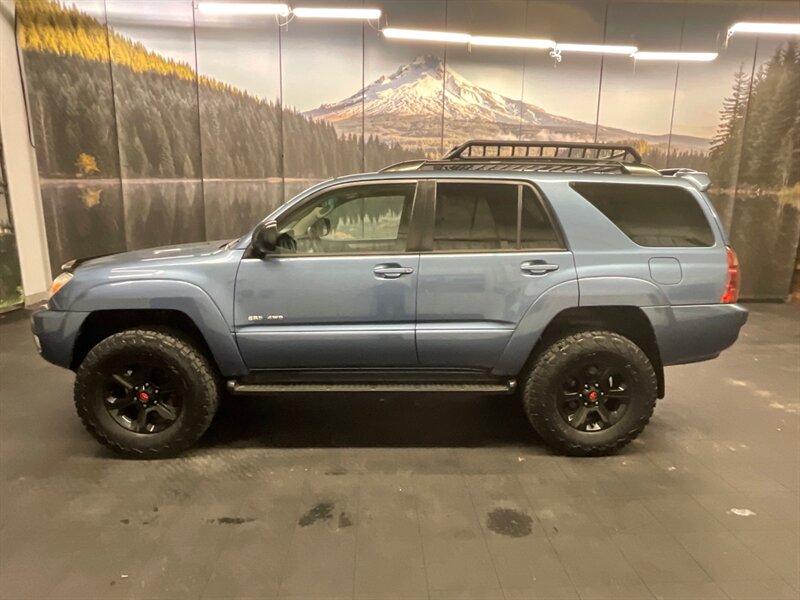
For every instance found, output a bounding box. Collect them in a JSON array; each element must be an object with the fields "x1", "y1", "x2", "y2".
[
  {"x1": 304, "y1": 55, "x2": 707, "y2": 154},
  {"x1": 307, "y1": 55, "x2": 552, "y2": 125}
]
